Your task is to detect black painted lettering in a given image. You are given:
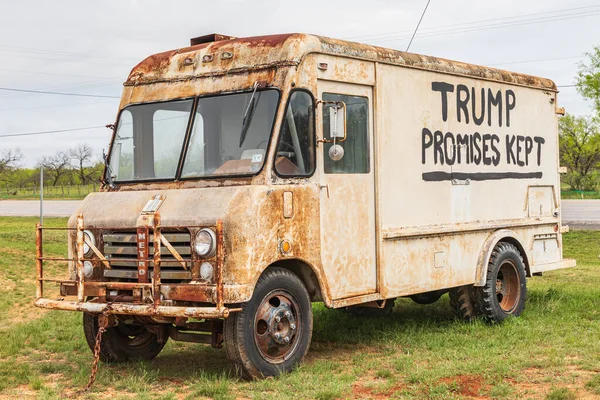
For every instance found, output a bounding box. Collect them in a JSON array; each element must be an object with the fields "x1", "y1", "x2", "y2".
[
  {"x1": 491, "y1": 135, "x2": 501, "y2": 166},
  {"x1": 516, "y1": 135, "x2": 525, "y2": 166},
  {"x1": 456, "y1": 134, "x2": 470, "y2": 164},
  {"x1": 432, "y1": 82, "x2": 454, "y2": 122},
  {"x1": 444, "y1": 132, "x2": 456, "y2": 165},
  {"x1": 534, "y1": 136, "x2": 545, "y2": 166},
  {"x1": 473, "y1": 132, "x2": 482, "y2": 164},
  {"x1": 469, "y1": 134, "x2": 475, "y2": 164},
  {"x1": 482, "y1": 134, "x2": 492, "y2": 165},
  {"x1": 488, "y1": 89, "x2": 503, "y2": 127},
  {"x1": 525, "y1": 136, "x2": 533, "y2": 166},
  {"x1": 506, "y1": 135, "x2": 516, "y2": 164},
  {"x1": 434, "y1": 130, "x2": 444, "y2": 165},
  {"x1": 472, "y1": 87, "x2": 485, "y2": 126},
  {"x1": 422, "y1": 128, "x2": 433, "y2": 164},
  {"x1": 457, "y1": 84, "x2": 470, "y2": 124},
  {"x1": 506, "y1": 90, "x2": 516, "y2": 127}
]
